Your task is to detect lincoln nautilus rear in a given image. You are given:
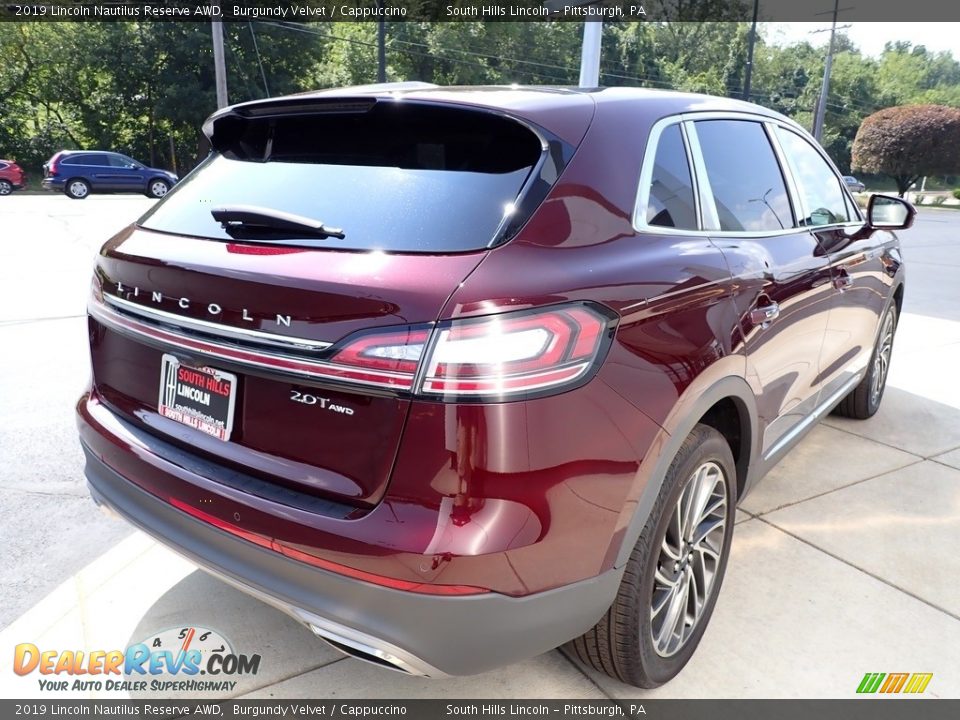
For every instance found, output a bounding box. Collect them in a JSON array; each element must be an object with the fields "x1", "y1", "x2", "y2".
[{"x1": 78, "y1": 83, "x2": 912, "y2": 687}]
